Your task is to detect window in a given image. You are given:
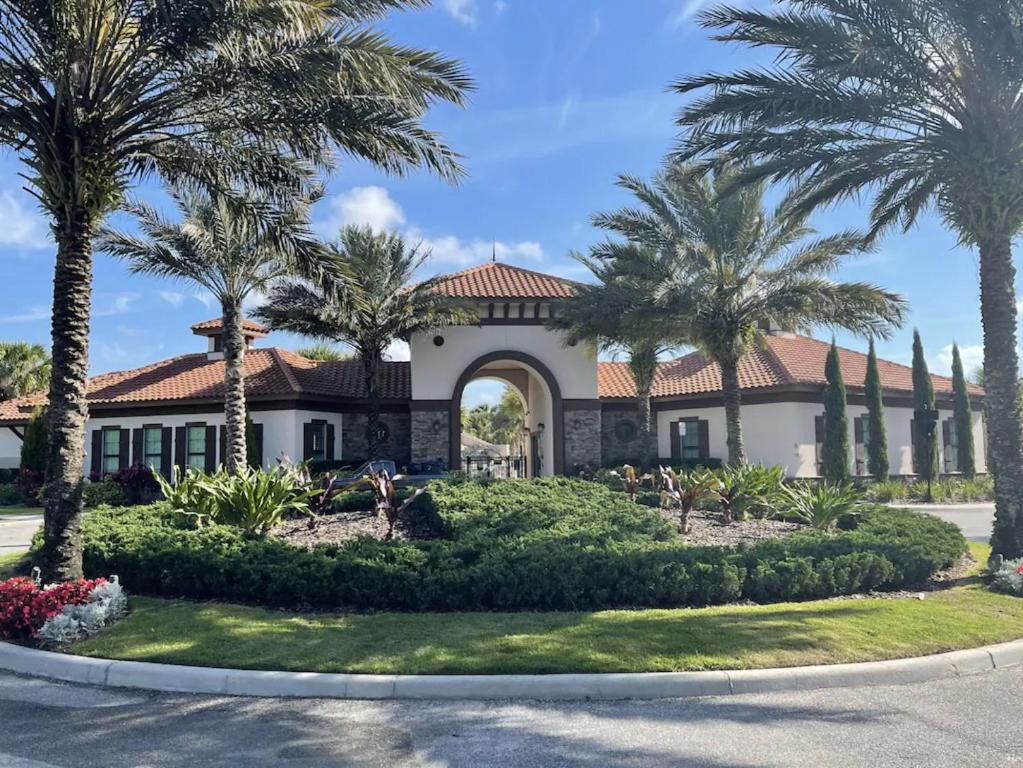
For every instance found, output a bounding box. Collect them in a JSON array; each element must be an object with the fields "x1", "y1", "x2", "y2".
[
  {"x1": 308, "y1": 422, "x2": 327, "y2": 462},
  {"x1": 102, "y1": 429, "x2": 121, "y2": 475},
  {"x1": 186, "y1": 425, "x2": 207, "y2": 469},
  {"x1": 854, "y1": 416, "x2": 870, "y2": 476},
  {"x1": 679, "y1": 420, "x2": 701, "y2": 460},
  {"x1": 943, "y1": 418, "x2": 959, "y2": 473},
  {"x1": 144, "y1": 427, "x2": 163, "y2": 475},
  {"x1": 814, "y1": 415, "x2": 825, "y2": 476}
]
